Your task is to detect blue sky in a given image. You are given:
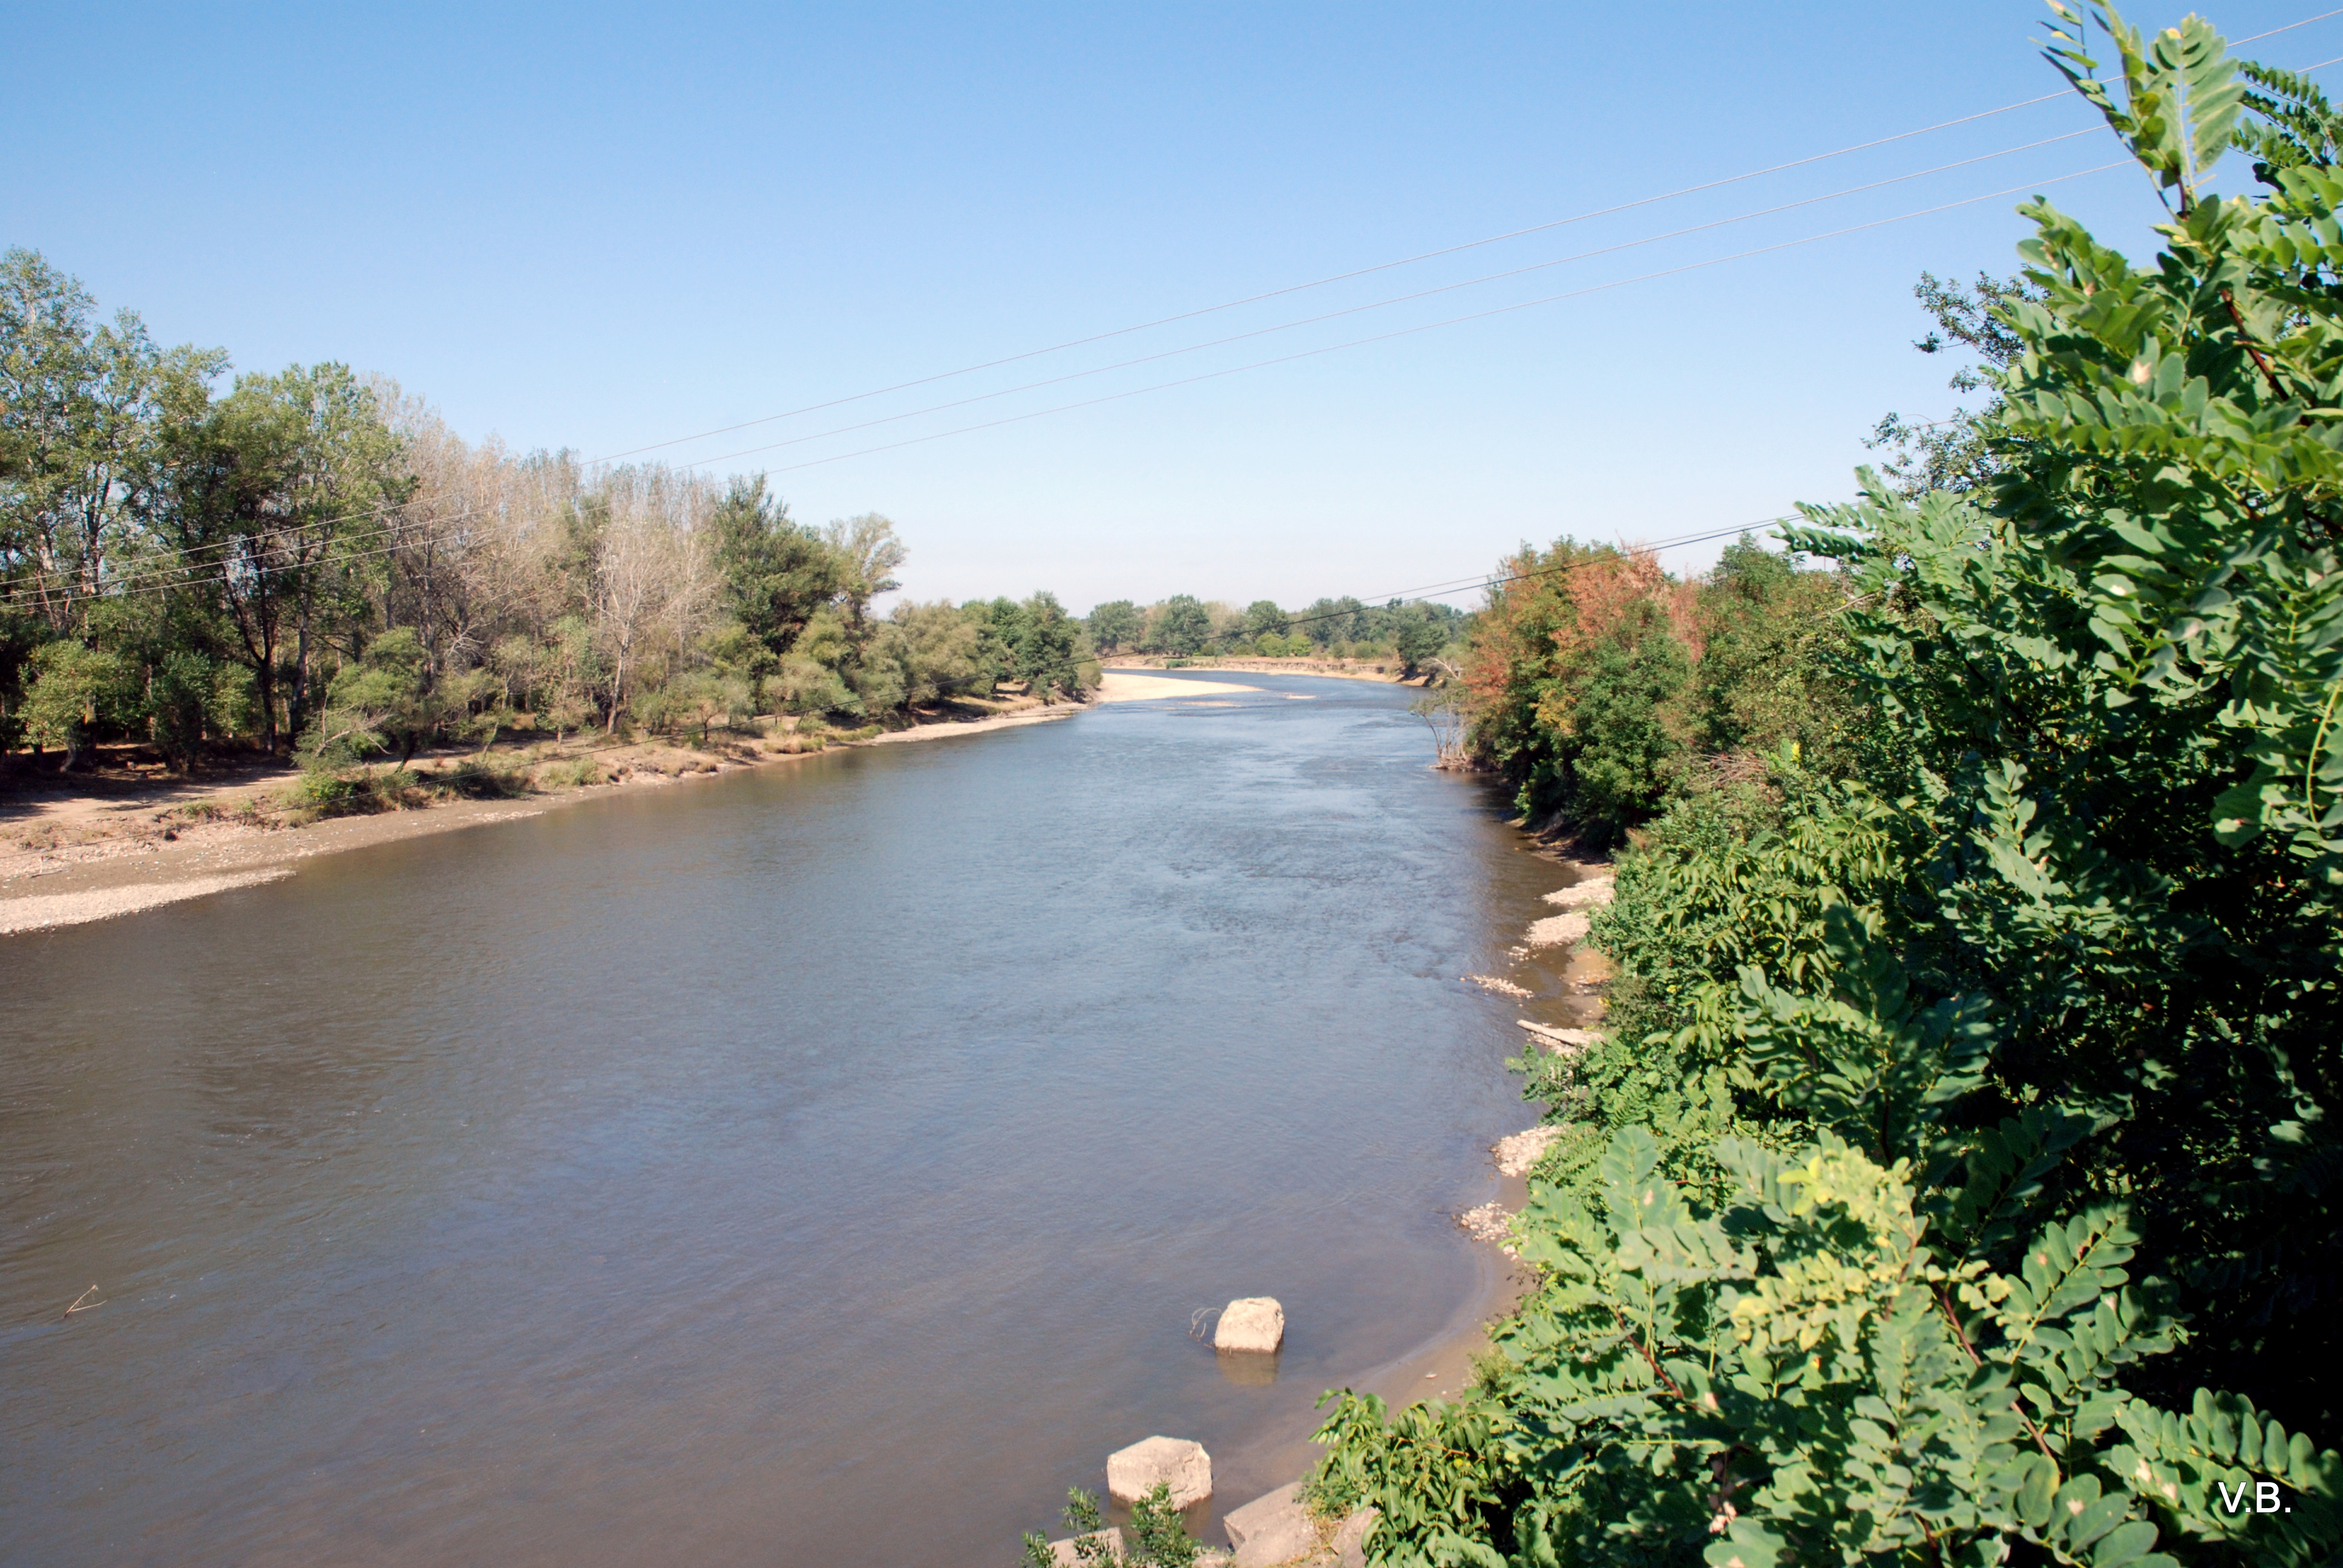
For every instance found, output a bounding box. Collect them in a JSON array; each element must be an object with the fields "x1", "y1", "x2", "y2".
[{"x1": 10, "y1": 1, "x2": 2341, "y2": 612}]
